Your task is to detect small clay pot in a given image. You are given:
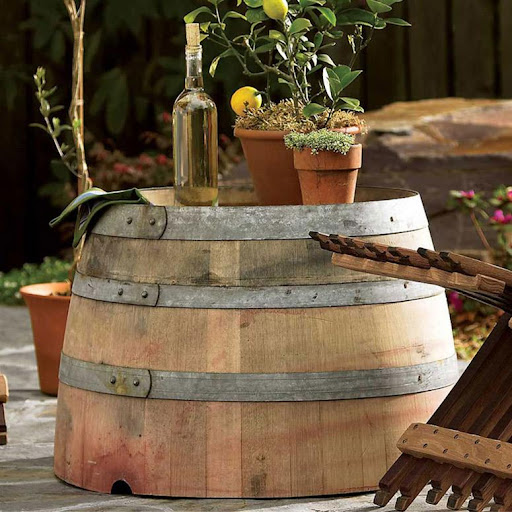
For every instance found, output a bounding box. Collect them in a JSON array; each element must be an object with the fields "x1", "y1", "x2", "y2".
[
  {"x1": 234, "y1": 128, "x2": 303, "y2": 206},
  {"x1": 293, "y1": 144, "x2": 362, "y2": 205},
  {"x1": 20, "y1": 282, "x2": 70, "y2": 396}
]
